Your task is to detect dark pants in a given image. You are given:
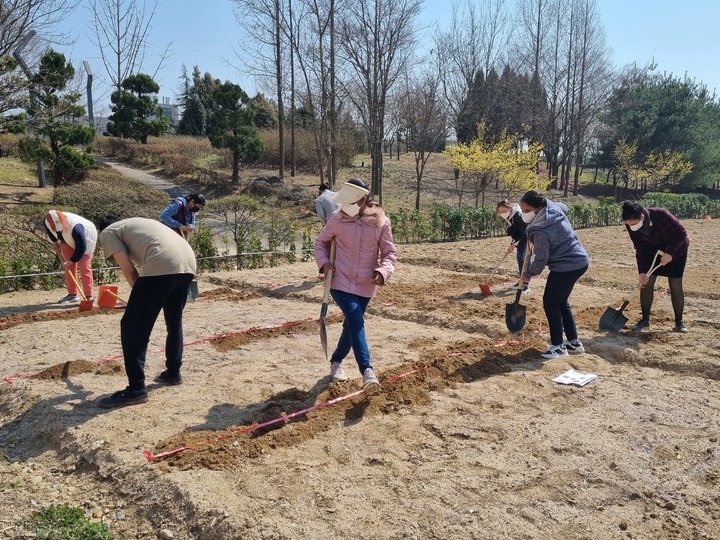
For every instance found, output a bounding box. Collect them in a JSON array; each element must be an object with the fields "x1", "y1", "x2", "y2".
[
  {"x1": 543, "y1": 265, "x2": 588, "y2": 346},
  {"x1": 121, "y1": 273, "x2": 193, "y2": 390},
  {"x1": 516, "y1": 237, "x2": 528, "y2": 276}
]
